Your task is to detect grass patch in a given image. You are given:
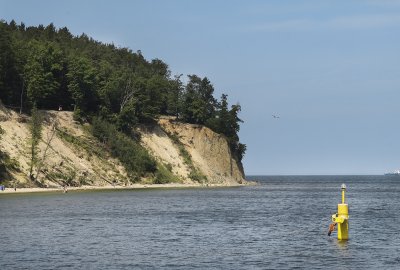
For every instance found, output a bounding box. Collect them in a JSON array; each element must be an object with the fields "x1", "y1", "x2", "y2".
[{"x1": 56, "y1": 128, "x2": 108, "y2": 160}]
